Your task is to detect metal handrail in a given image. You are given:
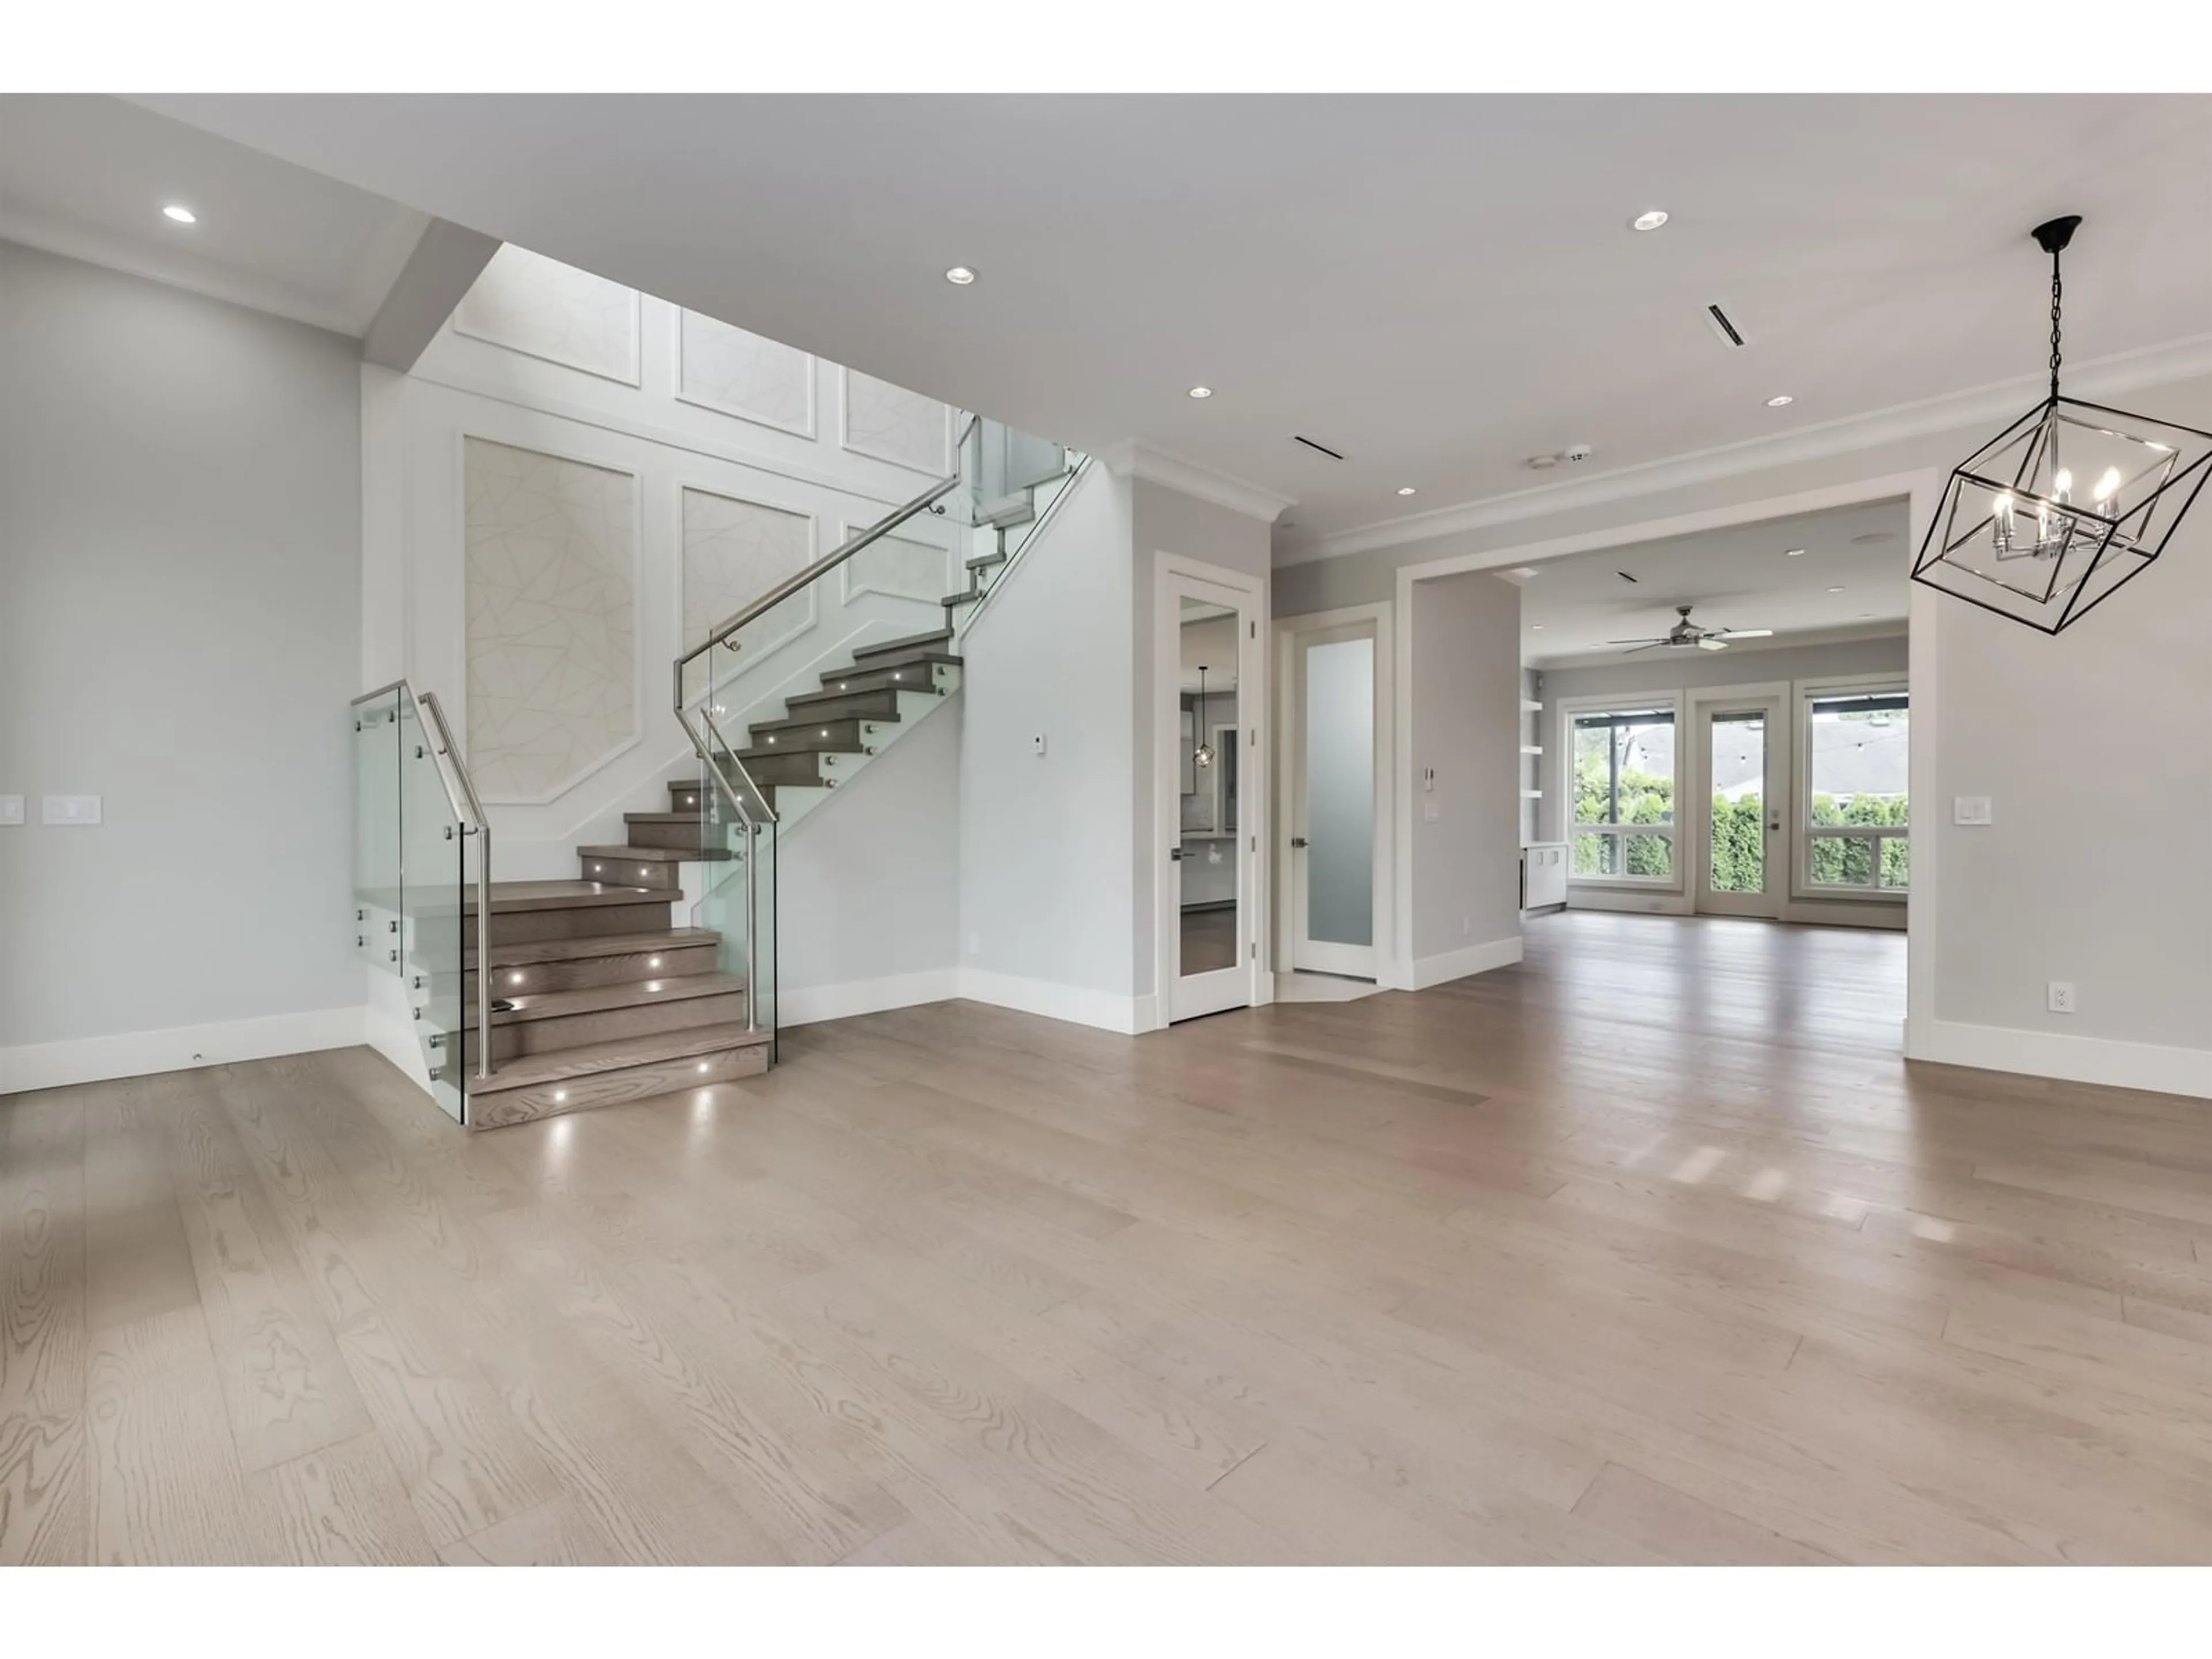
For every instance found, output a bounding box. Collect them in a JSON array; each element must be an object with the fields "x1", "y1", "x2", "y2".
[
  {"x1": 351, "y1": 679, "x2": 494, "y2": 1084},
  {"x1": 670, "y1": 414, "x2": 981, "y2": 706},
  {"x1": 953, "y1": 453, "x2": 1090, "y2": 646}
]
